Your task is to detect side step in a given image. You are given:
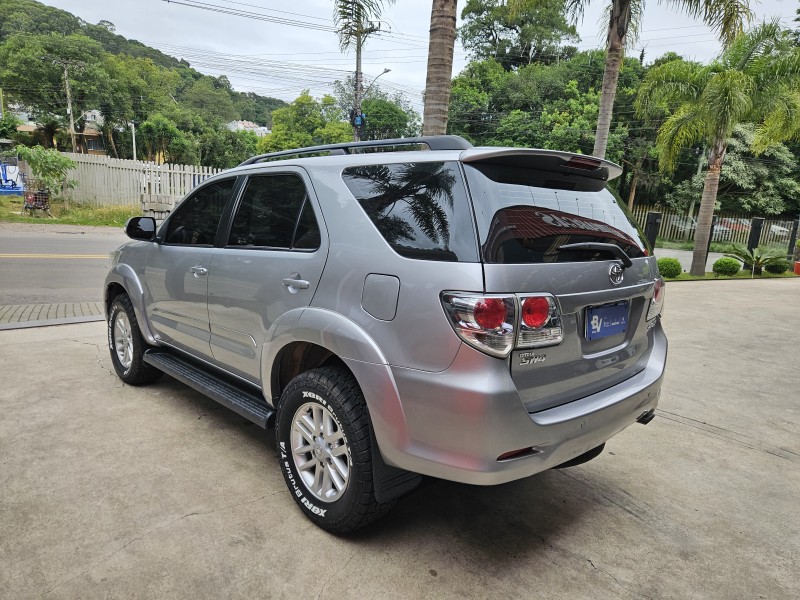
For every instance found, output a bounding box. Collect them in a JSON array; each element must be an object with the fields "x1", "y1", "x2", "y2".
[{"x1": 143, "y1": 349, "x2": 274, "y2": 428}]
